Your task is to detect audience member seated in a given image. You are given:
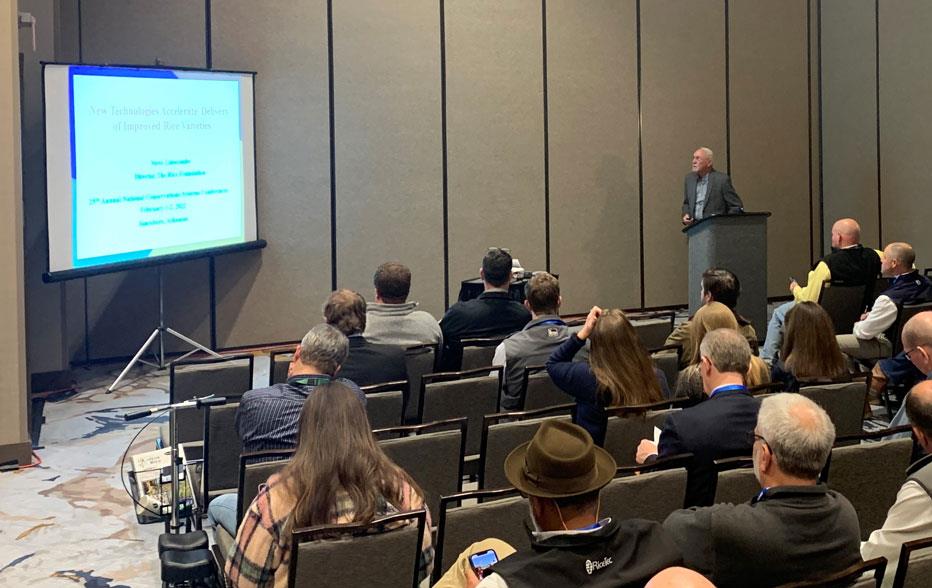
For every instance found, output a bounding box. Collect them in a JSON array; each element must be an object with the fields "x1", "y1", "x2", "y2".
[
  {"x1": 637, "y1": 329, "x2": 761, "y2": 507},
  {"x1": 770, "y1": 301, "x2": 847, "y2": 392},
  {"x1": 863, "y1": 380, "x2": 932, "y2": 586},
  {"x1": 887, "y1": 312, "x2": 932, "y2": 432},
  {"x1": 662, "y1": 393, "x2": 861, "y2": 587},
  {"x1": 439, "y1": 248, "x2": 531, "y2": 370},
  {"x1": 547, "y1": 306, "x2": 669, "y2": 446},
  {"x1": 493, "y1": 272, "x2": 586, "y2": 410},
  {"x1": 873, "y1": 309, "x2": 932, "y2": 408},
  {"x1": 207, "y1": 324, "x2": 364, "y2": 536},
  {"x1": 434, "y1": 420, "x2": 682, "y2": 588},
  {"x1": 363, "y1": 261, "x2": 443, "y2": 348},
  {"x1": 665, "y1": 268, "x2": 757, "y2": 369},
  {"x1": 836, "y1": 242, "x2": 932, "y2": 365},
  {"x1": 674, "y1": 302, "x2": 769, "y2": 399},
  {"x1": 225, "y1": 382, "x2": 433, "y2": 588},
  {"x1": 762, "y1": 218, "x2": 881, "y2": 364},
  {"x1": 324, "y1": 289, "x2": 407, "y2": 386}
]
